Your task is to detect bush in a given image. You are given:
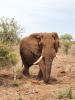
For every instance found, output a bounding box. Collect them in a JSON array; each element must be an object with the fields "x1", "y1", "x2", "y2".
[
  {"x1": 7, "y1": 52, "x2": 18, "y2": 65},
  {"x1": 0, "y1": 47, "x2": 9, "y2": 58},
  {"x1": 0, "y1": 46, "x2": 18, "y2": 68},
  {"x1": 63, "y1": 41, "x2": 71, "y2": 55},
  {"x1": 60, "y1": 34, "x2": 73, "y2": 55},
  {"x1": 58, "y1": 88, "x2": 72, "y2": 99}
]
